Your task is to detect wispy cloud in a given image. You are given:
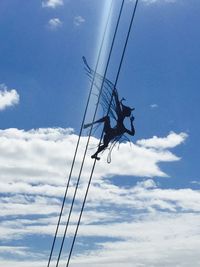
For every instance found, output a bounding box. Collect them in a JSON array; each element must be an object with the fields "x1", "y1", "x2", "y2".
[
  {"x1": 74, "y1": 16, "x2": 85, "y2": 27},
  {"x1": 0, "y1": 128, "x2": 186, "y2": 190},
  {"x1": 191, "y1": 180, "x2": 200, "y2": 185},
  {"x1": 48, "y1": 18, "x2": 63, "y2": 30},
  {"x1": 137, "y1": 131, "x2": 188, "y2": 149},
  {"x1": 0, "y1": 128, "x2": 195, "y2": 266},
  {"x1": 150, "y1": 103, "x2": 158, "y2": 108},
  {"x1": 42, "y1": 0, "x2": 64, "y2": 8},
  {"x1": 0, "y1": 84, "x2": 19, "y2": 111},
  {"x1": 1, "y1": 181, "x2": 200, "y2": 266}
]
